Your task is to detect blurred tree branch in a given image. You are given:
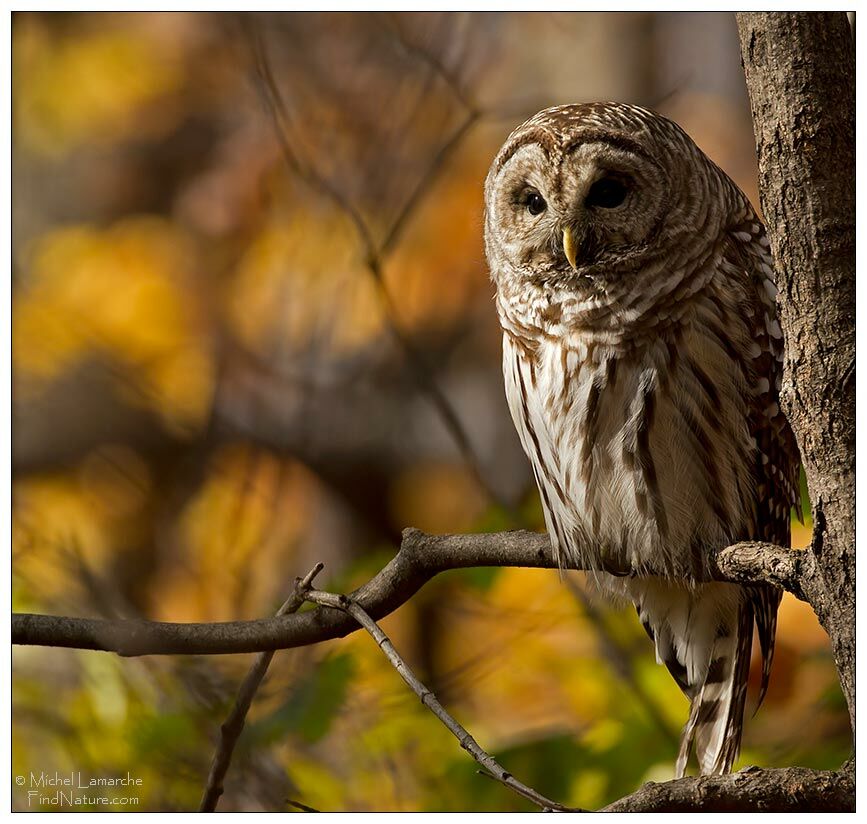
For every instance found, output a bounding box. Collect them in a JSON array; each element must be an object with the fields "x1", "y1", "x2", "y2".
[
  {"x1": 245, "y1": 17, "x2": 514, "y2": 515},
  {"x1": 199, "y1": 563, "x2": 324, "y2": 812}
]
